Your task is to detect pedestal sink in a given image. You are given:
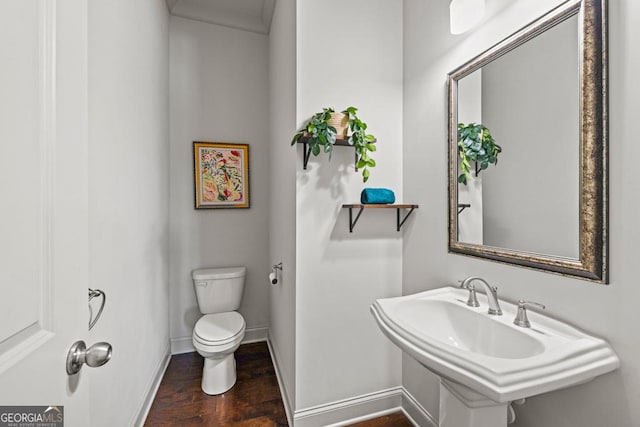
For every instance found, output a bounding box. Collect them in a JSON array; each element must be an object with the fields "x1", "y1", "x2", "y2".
[{"x1": 370, "y1": 287, "x2": 619, "y2": 427}]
